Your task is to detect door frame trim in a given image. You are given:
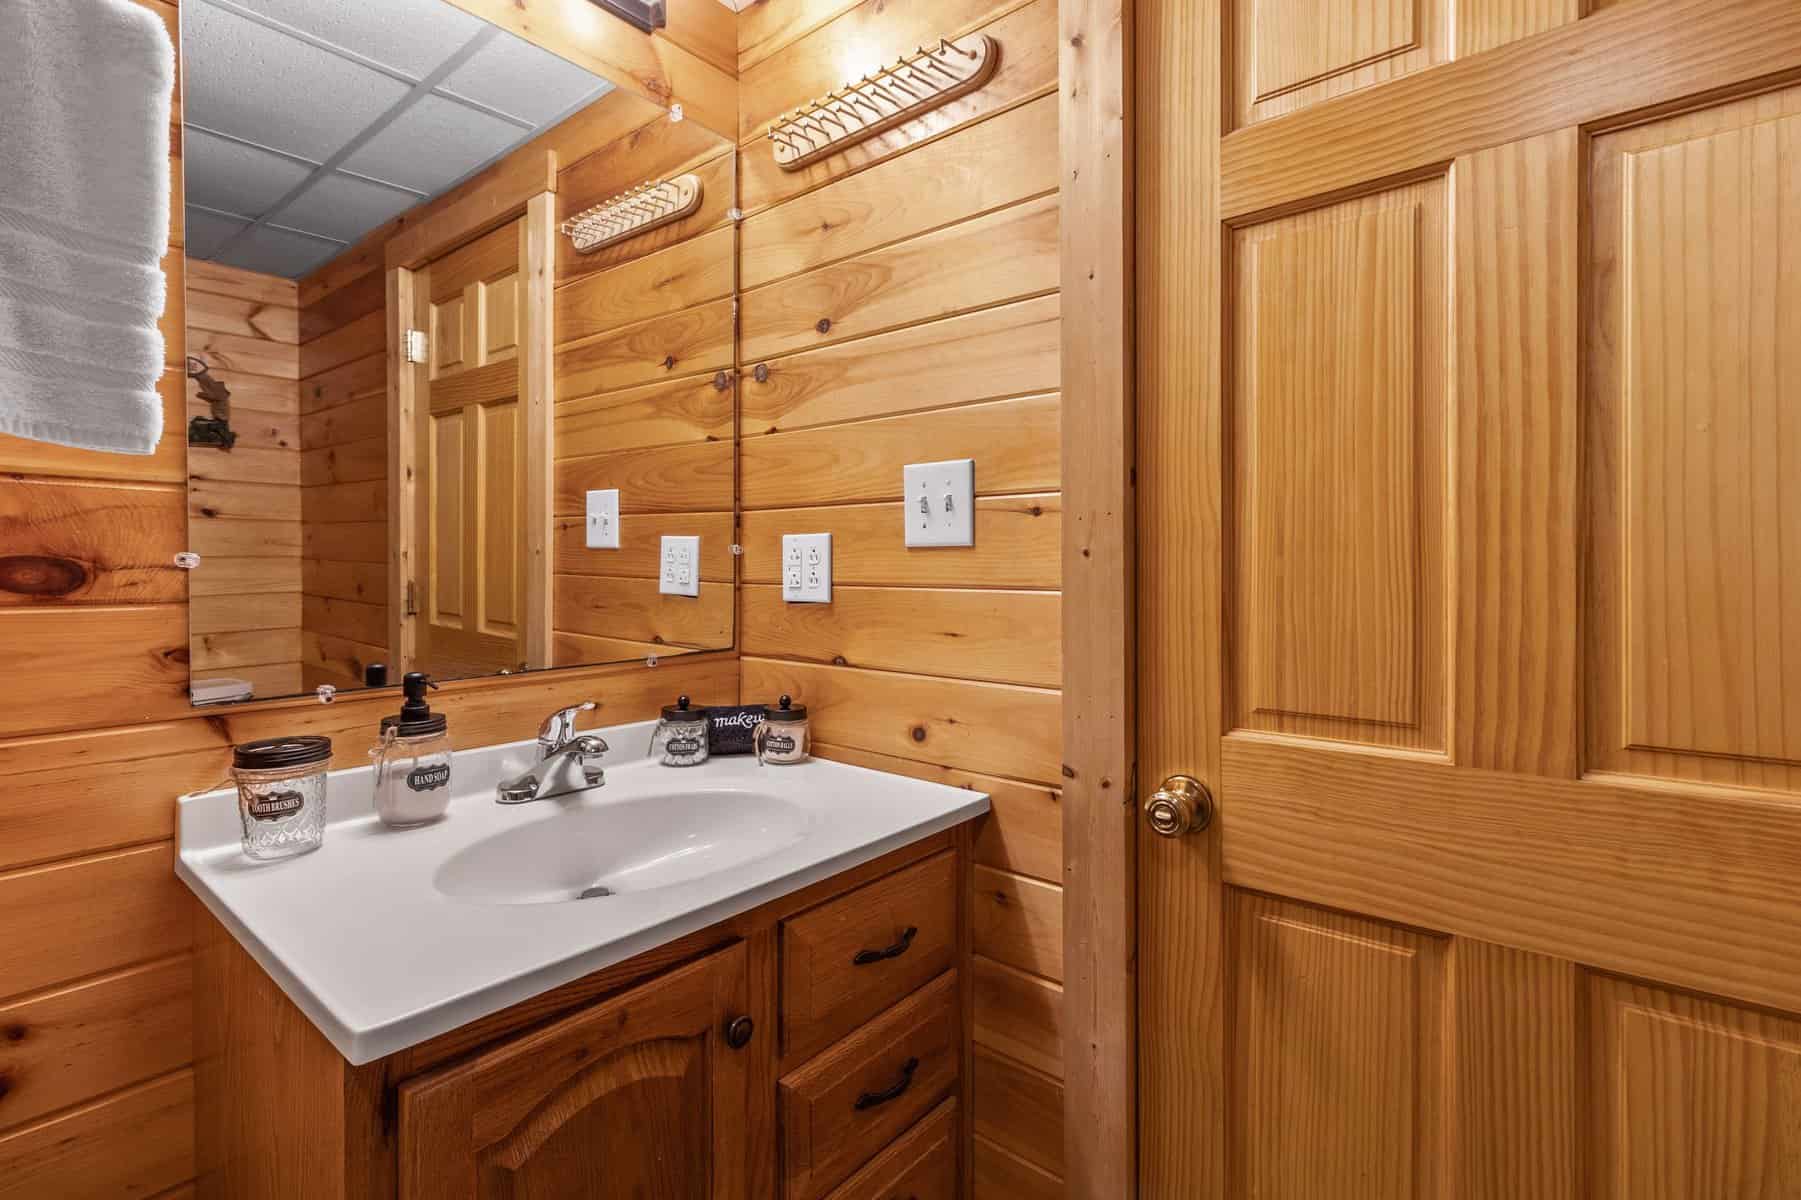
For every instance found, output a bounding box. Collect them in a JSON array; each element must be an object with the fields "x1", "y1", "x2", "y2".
[
  {"x1": 385, "y1": 173, "x2": 557, "y2": 675},
  {"x1": 1059, "y1": 0, "x2": 1138, "y2": 1195}
]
